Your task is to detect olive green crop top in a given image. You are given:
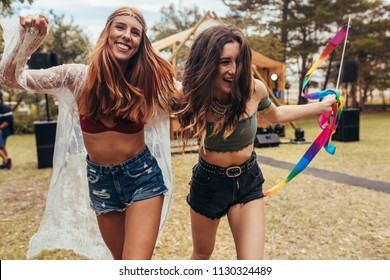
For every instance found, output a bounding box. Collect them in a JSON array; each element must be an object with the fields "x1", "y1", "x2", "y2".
[
  {"x1": 204, "y1": 113, "x2": 257, "y2": 152},
  {"x1": 257, "y1": 95, "x2": 272, "y2": 111}
]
